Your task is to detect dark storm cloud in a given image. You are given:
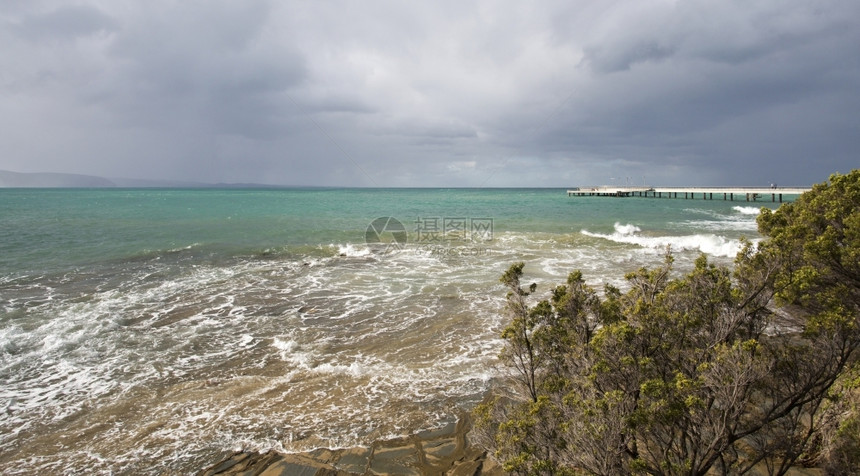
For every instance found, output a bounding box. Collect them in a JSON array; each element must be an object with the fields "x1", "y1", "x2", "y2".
[
  {"x1": 509, "y1": 0, "x2": 860, "y2": 185},
  {"x1": 103, "y1": 1, "x2": 306, "y2": 139},
  {"x1": 1, "y1": 0, "x2": 858, "y2": 186}
]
